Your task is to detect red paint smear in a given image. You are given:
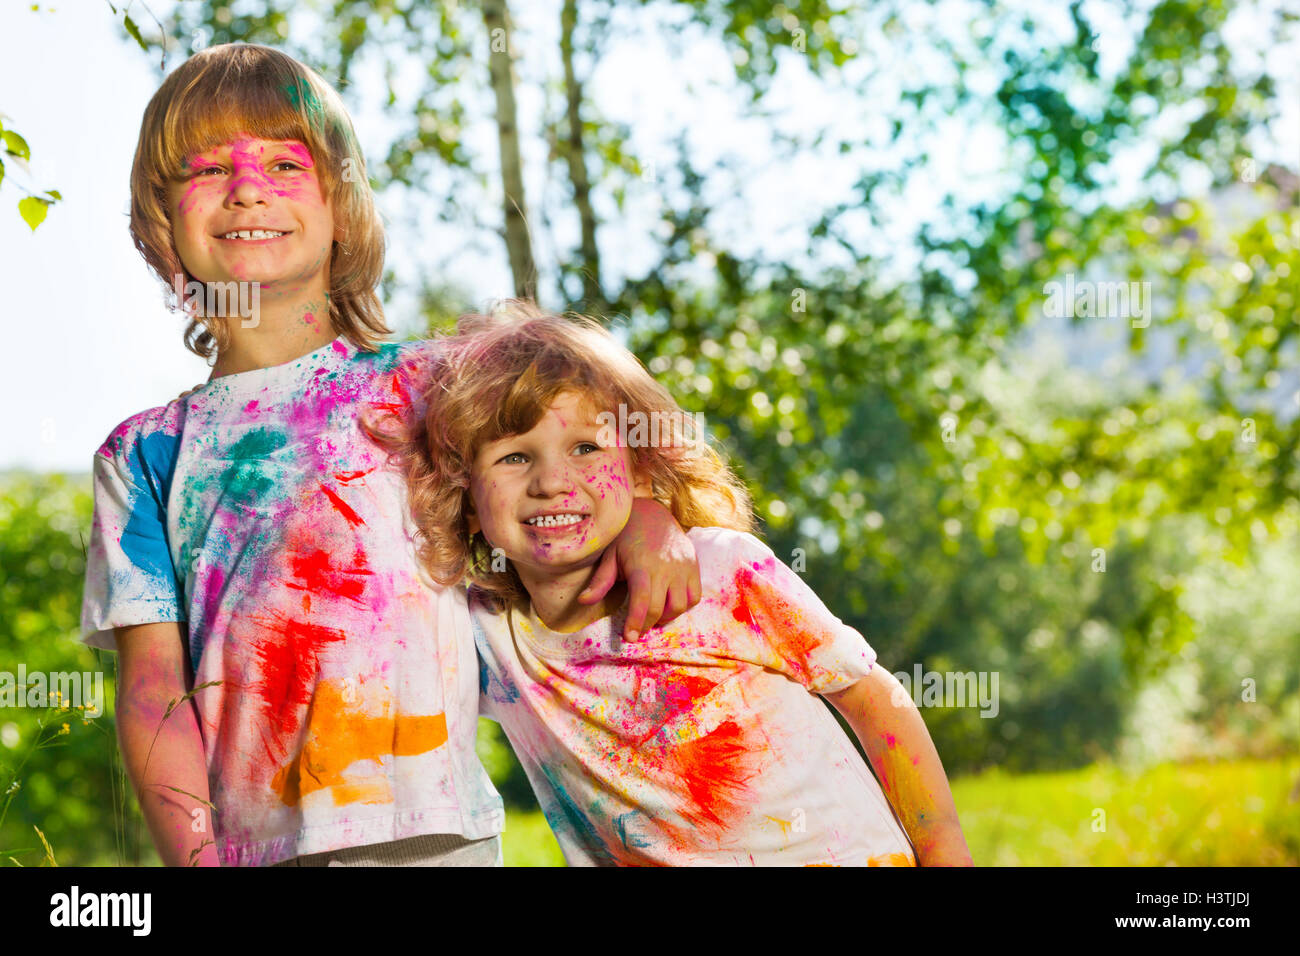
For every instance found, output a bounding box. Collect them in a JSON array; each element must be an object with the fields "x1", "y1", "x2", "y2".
[
  {"x1": 884, "y1": 733, "x2": 898, "y2": 749},
  {"x1": 319, "y1": 483, "x2": 365, "y2": 527},
  {"x1": 247, "y1": 610, "x2": 347, "y2": 742},
  {"x1": 244, "y1": 400, "x2": 260, "y2": 414},
  {"x1": 334, "y1": 469, "x2": 373, "y2": 484},
  {"x1": 731, "y1": 559, "x2": 825, "y2": 682},
  {"x1": 668, "y1": 719, "x2": 754, "y2": 833},
  {"x1": 285, "y1": 547, "x2": 372, "y2": 603}
]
